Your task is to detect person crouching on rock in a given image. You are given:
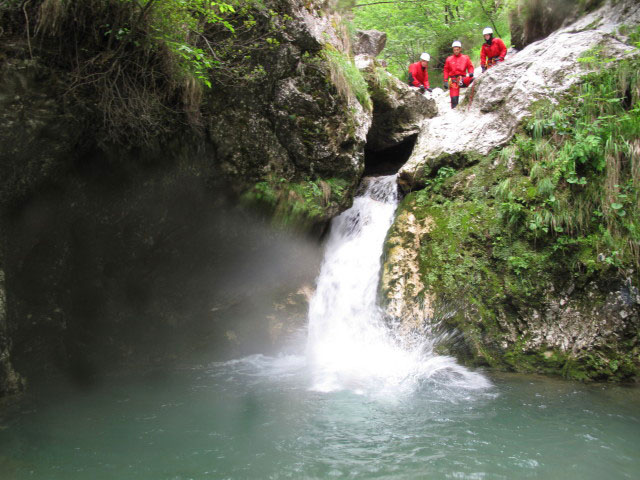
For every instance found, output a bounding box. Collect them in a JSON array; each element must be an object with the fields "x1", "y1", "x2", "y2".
[
  {"x1": 408, "y1": 53, "x2": 432, "y2": 94},
  {"x1": 443, "y1": 41, "x2": 474, "y2": 109},
  {"x1": 480, "y1": 27, "x2": 507, "y2": 72}
]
